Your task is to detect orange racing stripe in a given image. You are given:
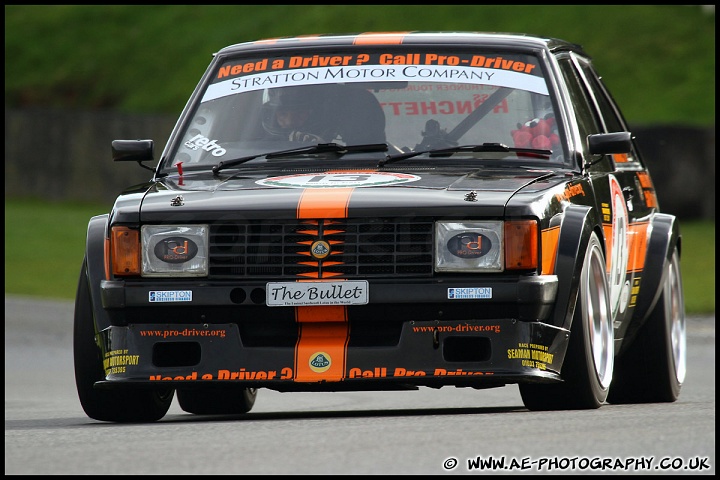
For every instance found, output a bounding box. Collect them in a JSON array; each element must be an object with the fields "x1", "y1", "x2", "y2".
[
  {"x1": 297, "y1": 188, "x2": 353, "y2": 219},
  {"x1": 354, "y1": 32, "x2": 408, "y2": 45},
  {"x1": 294, "y1": 307, "x2": 349, "y2": 382},
  {"x1": 294, "y1": 186, "x2": 355, "y2": 382}
]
